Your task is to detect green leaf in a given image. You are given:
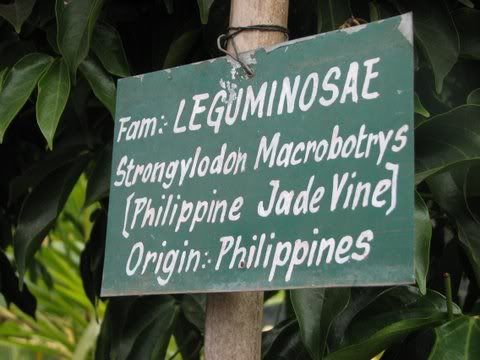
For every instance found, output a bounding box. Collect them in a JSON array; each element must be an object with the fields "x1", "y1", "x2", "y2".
[
  {"x1": 428, "y1": 166, "x2": 480, "y2": 287},
  {"x1": 368, "y1": 1, "x2": 380, "y2": 22},
  {"x1": 14, "y1": 156, "x2": 89, "y2": 285},
  {"x1": 55, "y1": 0, "x2": 105, "y2": 78},
  {"x1": 415, "y1": 105, "x2": 480, "y2": 183},
  {"x1": 467, "y1": 88, "x2": 480, "y2": 105},
  {"x1": 414, "y1": 93, "x2": 430, "y2": 117},
  {"x1": 453, "y1": 8, "x2": 480, "y2": 60},
  {"x1": 79, "y1": 57, "x2": 116, "y2": 117},
  {"x1": 429, "y1": 316, "x2": 480, "y2": 359},
  {"x1": 36, "y1": 58, "x2": 71, "y2": 149},
  {"x1": 126, "y1": 306, "x2": 178, "y2": 360},
  {"x1": 0, "y1": 53, "x2": 53, "y2": 143},
  {"x1": 92, "y1": 23, "x2": 130, "y2": 77},
  {"x1": 457, "y1": 0, "x2": 474, "y2": 8},
  {"x1": 46, "y1": 24, "x2": 60, "y2": 54},
  {"x1": 163, "y1": 29, "x2": 201, "y2": 69},
  {"x1": 196, "y1": 0, "x2": 214, "y2": 24},
  {"x1": 9, "y1": 145, "x2": 85, "y2": 204},
  {"x1": 181, "y1": 294, "x2": 206, "y2": 333},
  {"x1": 0, "y1": 251, "x2": 36, "y2": 318},
  {"x1": 5, "y1": 307, "x2": 74, "y2": 354},
  {"x1": 174, "y1": 313, "x2": 202, "y2": 360},
  {"x1": 317, "y1": 0, "x2": 351, "y2": 32},
  {"x1": 326, "y1": 320, "x2": 441, "y2": 360},
  {"x1": 412, "y1": 0, "x2": 459, "y2": 93},
  {"x1": 85, "y1": 144, "x2": 112, "y2": 206},
  {"x1": 72, "y1": 318, "x2": 100, "y2": 360},
  {"x1": 326, "y1": 287, "x2": 460, "y2": 360},
  {"x1": 0, "y1": 67, "x2": 8, "y2": 90},
  {"x1": 95, "y1": 296, "x2": 177, "y2": 360},
  {"x1": 80, "y1": 209, "x2": 106, "y2": 307},
  {"x1": 329, "y1": 288, "x2": 385, "y2": 349},
  {"x1": 0, "y1": 338, "x2": 69, "y2": 357},
  {"x1": 0, "y1": 208, "x2": 12, "y2": 249},
  {"x1": 291, "y1": 288, "x2": 350, "y2": 359},
  {"x1": 0, "y1": 0, "x2": 36, "y2": 33},
  {"x1": 0, "y1": 321, "x2": 34, "y2": 338},
  {"x1": 163, "y1": 0, "x2": 174, "y2": 14},
  {"x1": 368, "y1": 1, "x2": 395, "y2": 23},
  {"x1": 414, "y1": 192, "x2": 431, "y2": 295},
  {"x1": 328, "y1": 318, "x2": 436, "y2": 360},
  {"x1": 262, "y1": 318, "x2": 310, "y2": 360},
  {"x1": 94, "y1": 298, "x2": 133, "y2": 359}
]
